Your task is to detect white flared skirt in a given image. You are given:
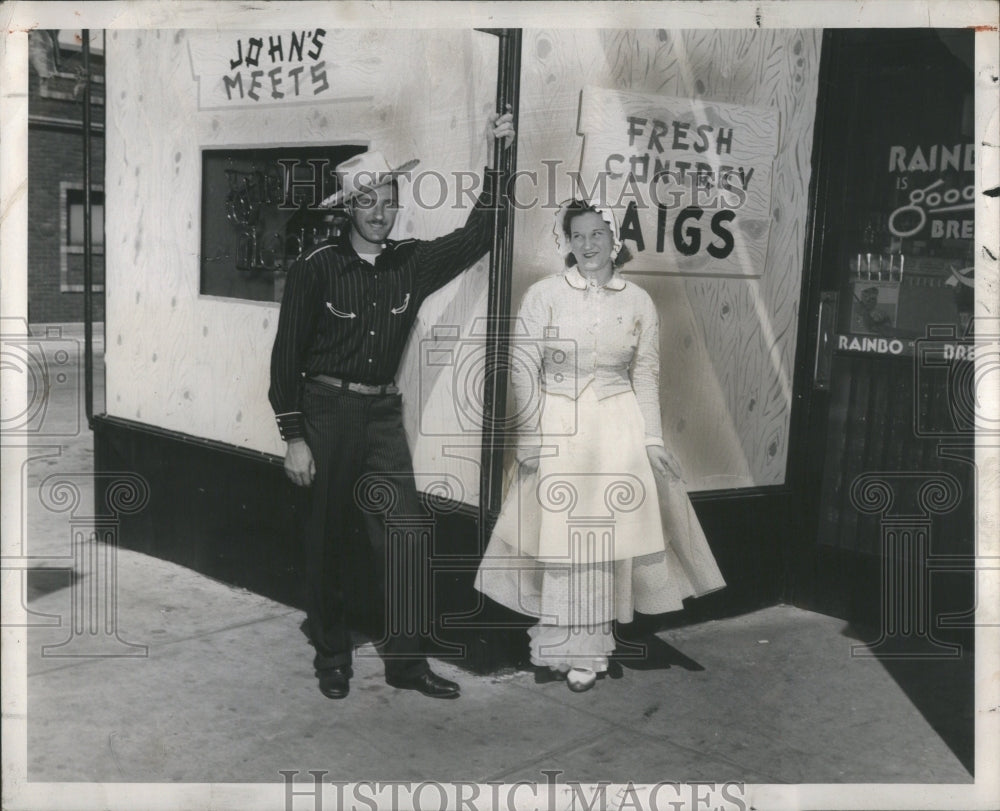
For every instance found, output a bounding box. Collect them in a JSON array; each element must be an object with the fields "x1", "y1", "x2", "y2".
[{"x1": 476, "y1": 385, "x2": 726, "y2": 656}]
